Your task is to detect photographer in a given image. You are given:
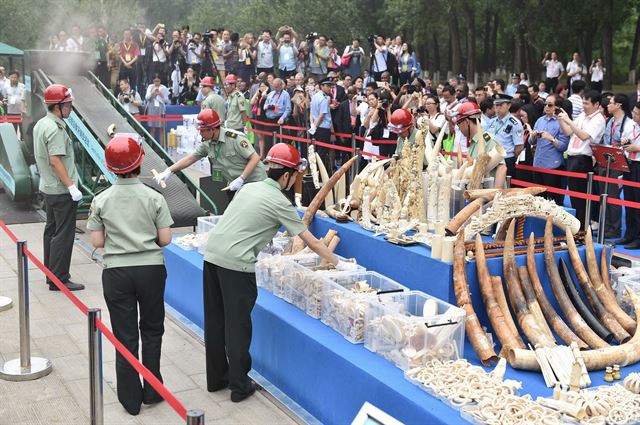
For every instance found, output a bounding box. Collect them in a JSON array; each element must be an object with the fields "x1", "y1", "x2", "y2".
[
  {"x1": 149, "y1": 28, "x2": 169, "y2": 85},
  {"x1": 256, "y1": 30, "x2": 276, "y2": 75},
  {"x1": 589, "y1": 58, "x2": 605, "y2": 93},
  {"x1": 205, "y1": 30, "x2": 226, "y2": 81},
  {"x1": 309, "y1": 35, "x2": 330, "y2": 80},
  {"x1": 117, "y1": 79, "x2": 143, "y2": 115},
  {"x1": 370, "y1": 35, "x2": 388, "y2": 82},
  {"x1": 186, "y1": 33, "x2": 205, "y2": 76},
  {"x1": 277, "y1": 30, "x2": 298, "y2": 80},
  {"x1": 167, "y1": 30, "x2": 187, "y2": 74}
]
